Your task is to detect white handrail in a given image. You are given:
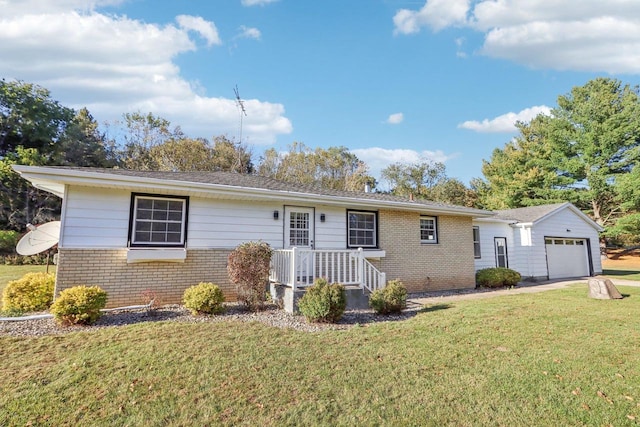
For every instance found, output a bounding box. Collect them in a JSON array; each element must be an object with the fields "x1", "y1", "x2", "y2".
[{"x1": 270, "y1": 248, "x2": 387, "y2": 292}]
